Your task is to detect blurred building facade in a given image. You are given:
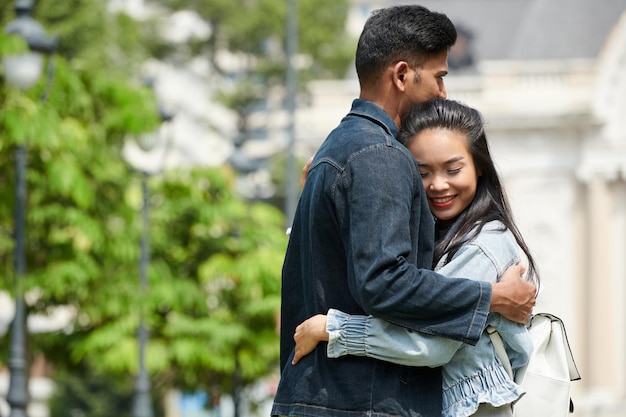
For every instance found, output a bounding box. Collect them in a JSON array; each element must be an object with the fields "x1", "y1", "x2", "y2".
[{"x1": 295, "y1": 1, "x2": 626, "y2": 415}]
